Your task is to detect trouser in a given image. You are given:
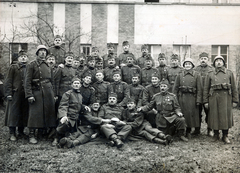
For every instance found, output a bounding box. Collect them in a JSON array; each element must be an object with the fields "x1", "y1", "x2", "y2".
[
  {"x1": 101, "y1": 124, "x2": 132, "y2": 140},
  {"x1": 56, "y1": 121, "x2": 77, "y2": 140},
  {"x1": 139, "y1": 124, "x2": 165, "y2": 142},
  {"x1": 199, "y1": 104, "x2": 209, "y2": 127},
  {"x1": 9, "y1": 127, "x2": 24, "y2": 134},
  {"x1": 159, "y1": 117, "x2": 186, "y2": 135},
  {"x1": 67, "y1": 129, "x2": 94, "y2": 145},
  {"x1": 144, "y1": 110, "x2": 157, "y2": 128},
  {"x1": 214, "y1": 129, "x2": 228, "y2": 136}
]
